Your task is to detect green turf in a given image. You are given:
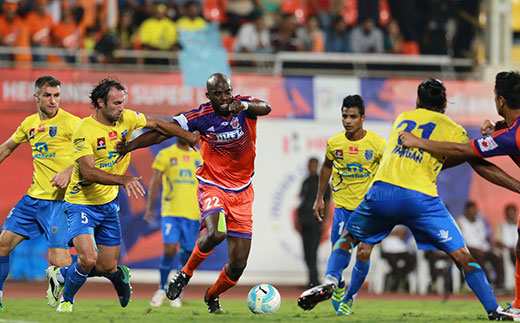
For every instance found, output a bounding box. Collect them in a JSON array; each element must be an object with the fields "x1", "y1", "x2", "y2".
[{"x1": 0, "y1": 299, "x2": 495, "y2": 322}]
